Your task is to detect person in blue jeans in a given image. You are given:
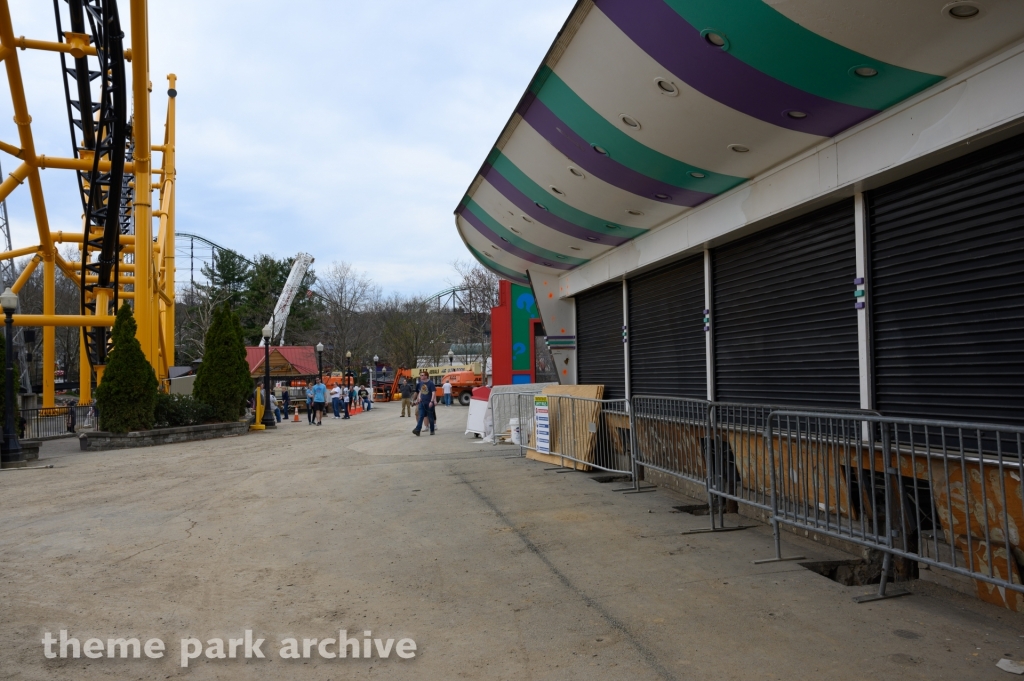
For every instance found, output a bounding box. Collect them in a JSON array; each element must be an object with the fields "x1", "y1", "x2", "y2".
[
  {"x1": 312, "y1": 378, "x2": 327, "y2": 425},
  {"x1": 330, "y1": 384, "x2": 342, "y2": 418},
  {"x1": 306, "y1": 386, "x2": 314, "y2": 424},
  {"x1": 359, "y1": 385, "x2": 371, "y2": 411},
  {"x1": 412, "y1": 370, "x2": 436, "y2": 436}
]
